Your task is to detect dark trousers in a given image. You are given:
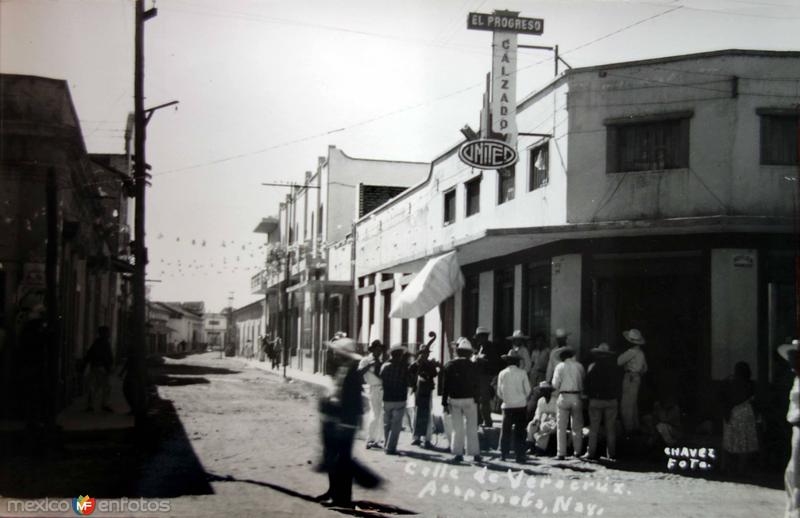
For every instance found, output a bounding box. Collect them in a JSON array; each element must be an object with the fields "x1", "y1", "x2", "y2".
[
  {"x1": 500, "y1": 407, "x2": 528, "y2": 461},
  {"x1": 479, "y1": 396, "x2": 494, "y2": 427},
  {"x1": 414, "y1": 392, "x2": 432, "y2": 439},
  {"x1": 322, "y1": 421, "x2": 356, "y2": 506}
]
